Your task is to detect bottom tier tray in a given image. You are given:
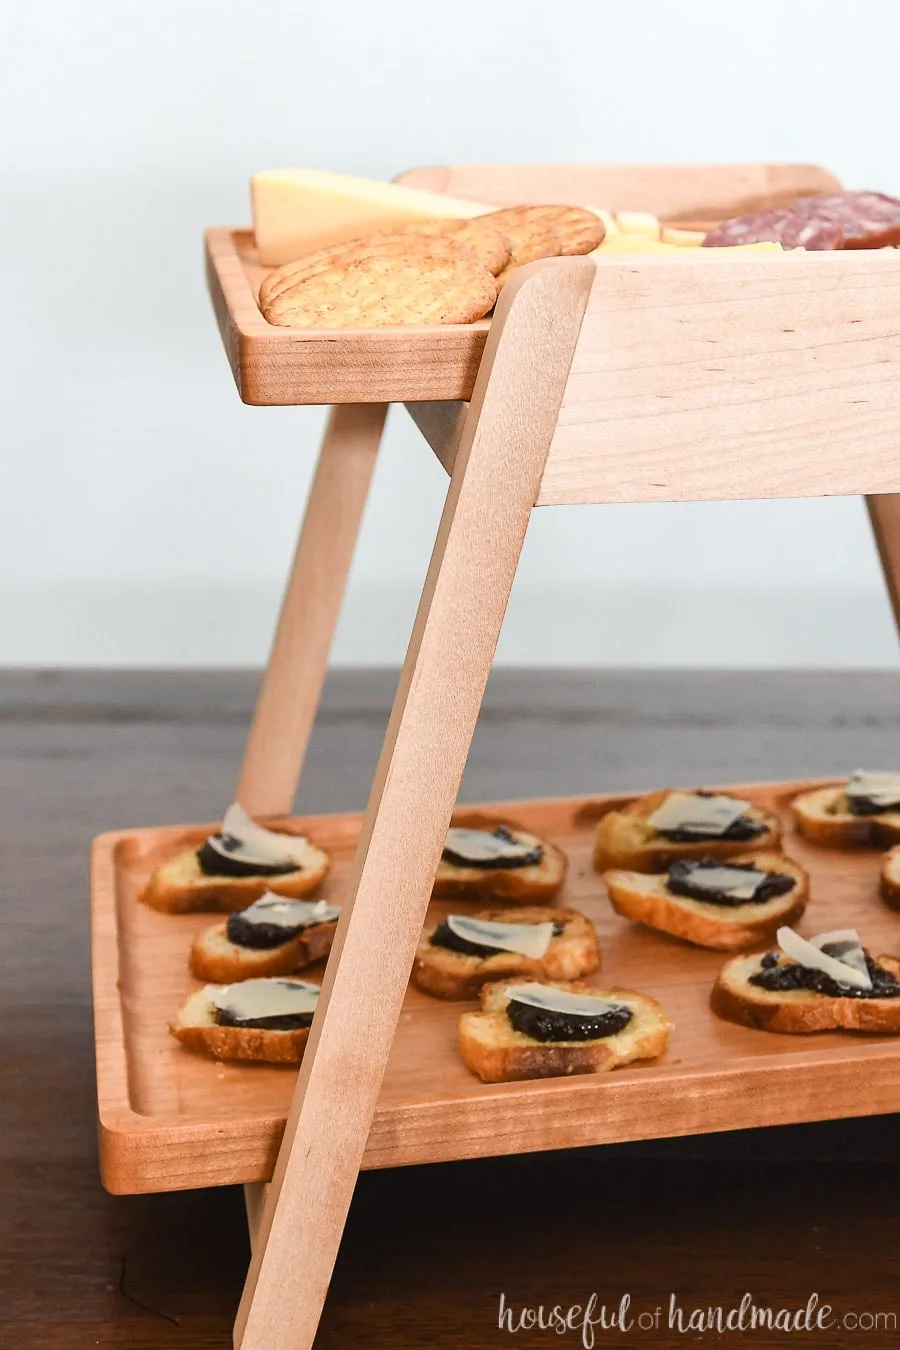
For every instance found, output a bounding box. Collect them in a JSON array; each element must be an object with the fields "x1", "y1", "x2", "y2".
[{"x1": 92, "y1": 780, "x2": 900, "y2": 1194}]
